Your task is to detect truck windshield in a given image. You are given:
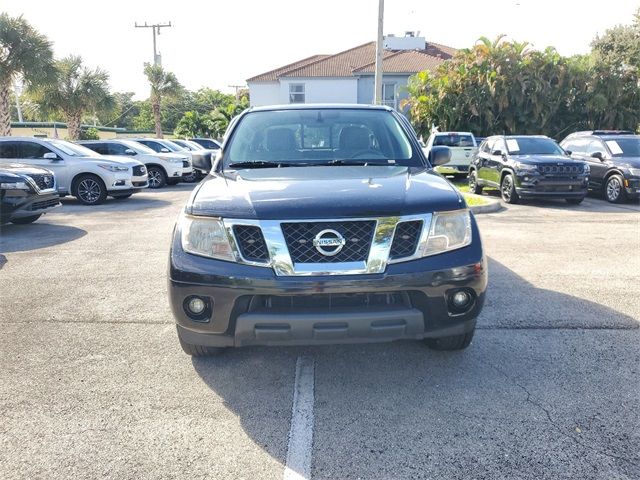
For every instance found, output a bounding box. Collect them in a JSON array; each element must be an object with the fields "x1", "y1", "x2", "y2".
[
  {"x1": 433, "y1": 134, "x2": 475, "y2": 147},
  {"x1": 225, "y1": 109, "x2": 416, "y2": 167},
  {"x1": 506, "y1": 137, "x2": 565, "y2": 155}
]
